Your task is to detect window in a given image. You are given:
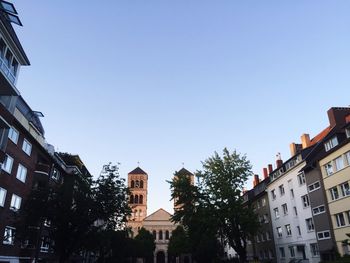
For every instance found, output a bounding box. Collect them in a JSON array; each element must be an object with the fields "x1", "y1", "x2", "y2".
[
  {"x1": 0, "y1": 38, "x2": 6, "y2": 57},
  {"x1": 274, "y1": 208, "x2": 280, "y2": 219},
  {"x1": 335, "y1": 213, "x2": 346, "y2": 227},
  {"x1": 0, "y1": 187, "x2": 6, "y2": 207},
  {"x1": 311, "y1": 243, "x2": 319, "y2": 256},
  {"x1": 277, "y1": 227, "x2": 282, "y2": 237},
  {"x1": 266, "y1": 231, "x2": 271, "y2": 240},
  {"x1": 346, "y1": 151, "x2": 350, "y2": 165},
  {"x1": 262, "y1": 198, "x2": 266, "y2": 206},
  {"x1": 308, "y1": 181, "x2": 321, "y2": 192},
  {"x1": 341, "y1": 182, "x2": 350, "y2": 197},
  {"x1": 282, "y1": 203, "x2": 288, "y2": 215},
  {"x1": 159, "y1": 230, "x2": 163, "y2": 240},
  {"x1": 289, "y1": 208, "x2": 295, "y2": 218},
  {"x1": 313, "y1": 205, "x2": 326, "y2": 215},
  {"x1": 16, "y1": 164, "x2": 27, "y2": 183},
  {"x1": 52, "y1": 169, "x2": 60, "y2": 180},
  {"x1": 290, "y1": 188, "x2": 294, "y2": 198},
  {"x1": 40, "y1": 237, "x2": 50, "y2": 253},
  {"x1": 140, "y1": 180, "x2": 144, "y2": 188},
  {"x1": 1, "y1": 154, "x2": 13, "y2": 173},
  {"x1": 302, "y1": 194, "x2": 310, "y2": 208},
  {"x1": 346, "y1": 128, "x2": 350, "y2": 138},
  {"x1": 152, "y1": 230, "x2": 156, "y2": 240},
  {"x1": 279, "y1": 185, "x2": 285, "y2": 196},
  {"x1": 4, "y1": 49, "x2": 12, "y2": 67},
  {"x1": 317, "y1": 231, "x2": 330, "y2": 240},
  {"x1": 140, "y1": 195, "x2": 143, "y2": 204},
  {"x1": 22, "y1": 139, "x2": 32, "y2": 156},
  {"x1": 330, "y1": 187, "x2": 339, "y2": 200},
  {"x1": 297, "y1": 173, "x2": 306, "y2": 185},
  {"x1": 130, "y1": 195, "x2": 134, "y2": 204},
  {"x1": 279, "y1": 247, "x2": 285, "y2": 258},
  {"x1": 271, "y1": 190, "x2": 276, "y2": 200},
  {"x1": 289, "y1": 246, "x2": 295, "y2": 257},
  {"x1": 335, "y1": 156, "x2": 345, "y2": 171},
  {"x1": 131, "y1": 180, "x2": 135, "y2": 188},
  {"x1": 347, "y1": 211, "x2": 350, "y2": 225},
  {"x1": 324, "y1": 136, "x2": 338, "y2": 151},
  {"x1": 134, "y1": 195, "x2": 139, "y2": 204},
  {"x1": 165, "y1": 230, "x2": 169, "y2": 240},
  {"x1": 285, "y1": 224, "x2": 292, "y2": 236},
  {"x1": 3, "y1": 226, "x2": 15, "y2": 245},
  {"x1": 10, "y1": 194, "x2": 21, "y2": 211},
  {"x1": 297, "y1": 226, "x2": 301, "y2": 236},
  {"x1": 263, "y1": 214, "x2": 269, "y2": 223},
  {"x1": 306, "y1": 218, "x2": 315, "y2": 231},
  {"x1": 325, "y1": 162, "x2": 334, "y2": 176},
  {"x1": 8, "y1": 127, "x2": 19, "y2": 144}
]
